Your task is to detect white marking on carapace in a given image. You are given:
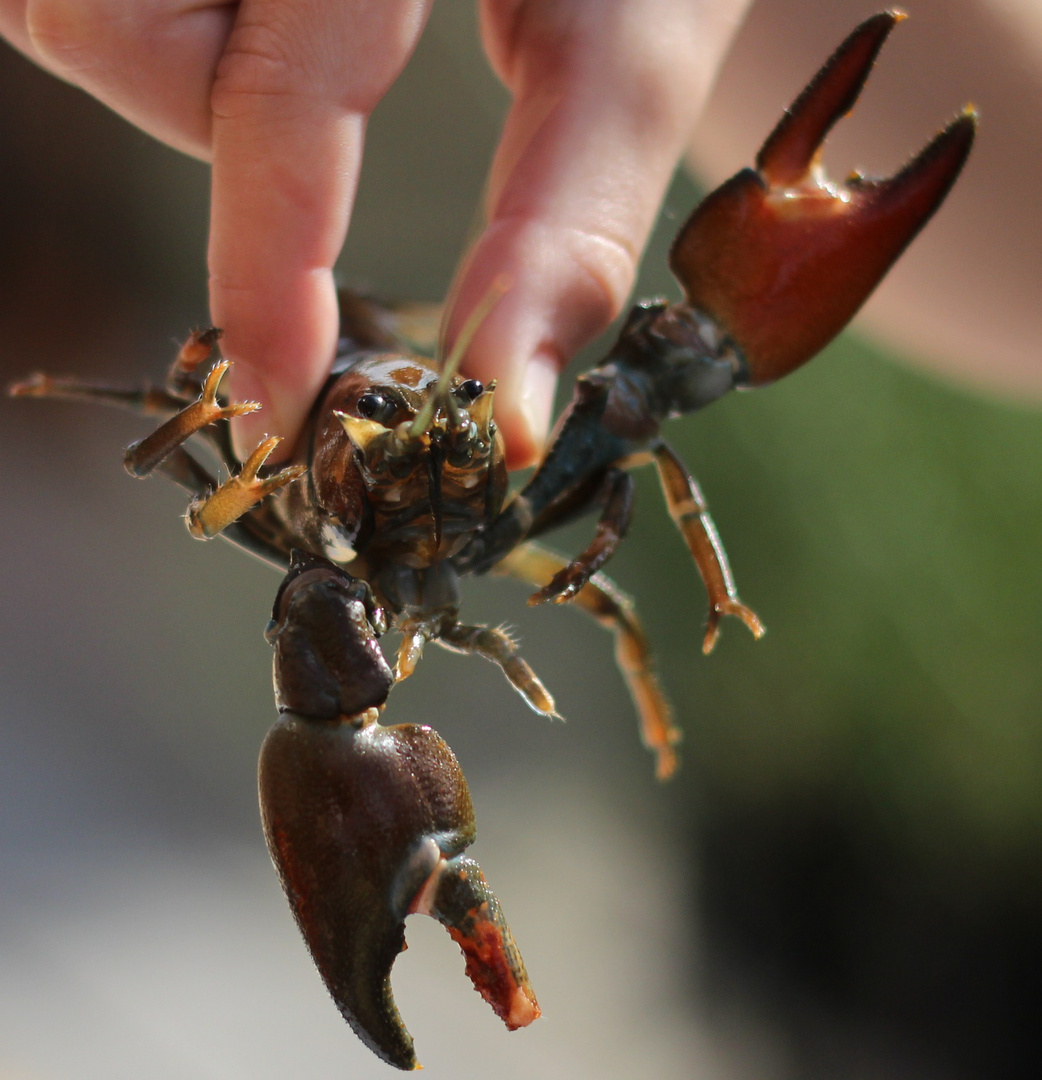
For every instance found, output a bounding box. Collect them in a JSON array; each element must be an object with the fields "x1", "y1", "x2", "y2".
[
  {"x1": 357, "y1": 355, "x2": 439, "y2": 390},
  {"x1": 320, "y1": 524, "x2": 357, "y2": 563}
]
